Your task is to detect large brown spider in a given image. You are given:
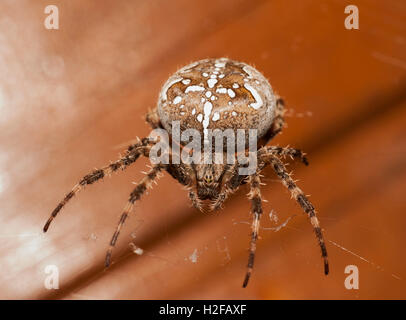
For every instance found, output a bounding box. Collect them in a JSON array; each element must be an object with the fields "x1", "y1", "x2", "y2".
[{"x1": 43, "y1": 58, "x2": 328, "y2": 287}]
